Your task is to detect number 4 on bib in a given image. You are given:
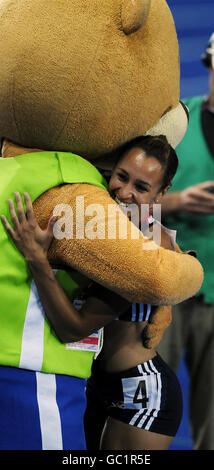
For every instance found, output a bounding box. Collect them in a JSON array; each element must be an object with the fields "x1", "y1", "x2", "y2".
[{"x1": 133, "y1": 380, "x2": 148, "y2": 408}]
